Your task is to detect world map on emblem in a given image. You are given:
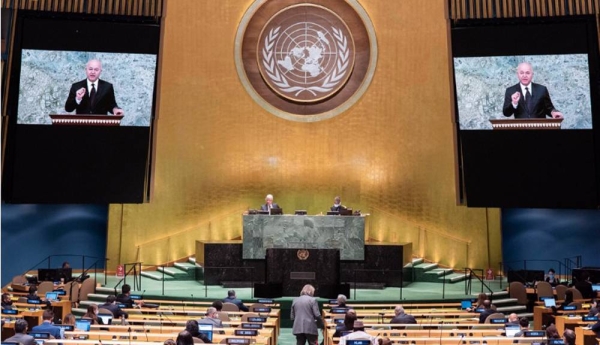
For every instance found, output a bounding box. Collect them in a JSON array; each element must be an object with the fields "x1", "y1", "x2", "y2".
[{"x1": 258, "y1": 5, "x2": 356, "y2": 103}]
